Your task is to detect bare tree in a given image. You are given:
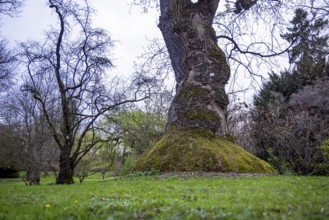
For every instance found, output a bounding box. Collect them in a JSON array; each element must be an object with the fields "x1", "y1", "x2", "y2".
[
  {"x1": 0, "y1": 0, "x2": 23, "y2": 17},
  {"x1": 20, "y1": 0, "x2": 148, "y2": 184},
  {"x1": 132, "y1": 0, "x2": 329, "y2": 96},
  {"x1": 0, "y1": 84, "x2": 59, "y2": 185},
  {"x1": 216, "y1": 0, "x2": 329, "y2": 93},
  {"x1": 0, "y1": 39, "x2": 16, "y2": 93},
  {"x1": 130, "y1": 0, "x2": 329, "y2": 125},
  {"x1": 0, "y1": 0, "x2": 23, "y2": 106}
]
